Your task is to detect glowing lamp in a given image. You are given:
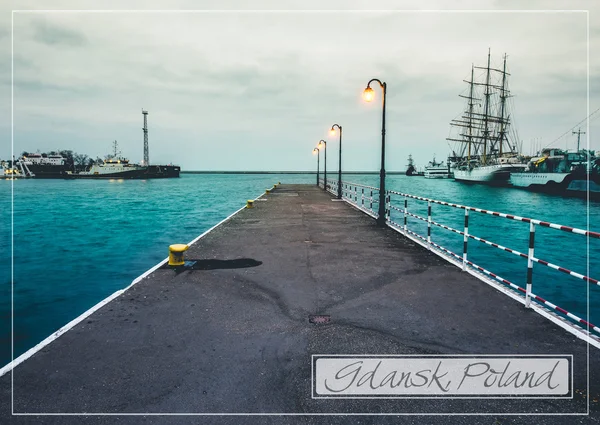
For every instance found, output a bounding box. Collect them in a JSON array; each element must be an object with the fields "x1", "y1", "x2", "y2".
[{"x1": 363, "y1": 86, "x2": 375, "y2": 102}]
